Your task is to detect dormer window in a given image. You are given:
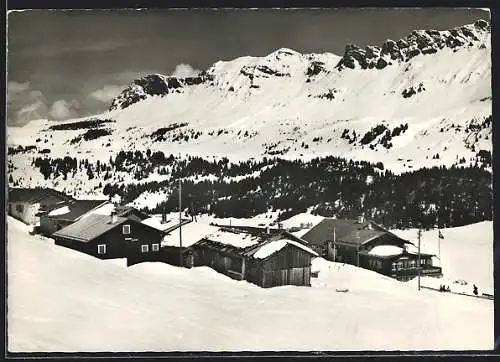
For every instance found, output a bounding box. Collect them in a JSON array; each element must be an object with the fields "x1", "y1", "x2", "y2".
[{"x1": 122, "y1": 224, "x2": 131, "y2": 235}]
